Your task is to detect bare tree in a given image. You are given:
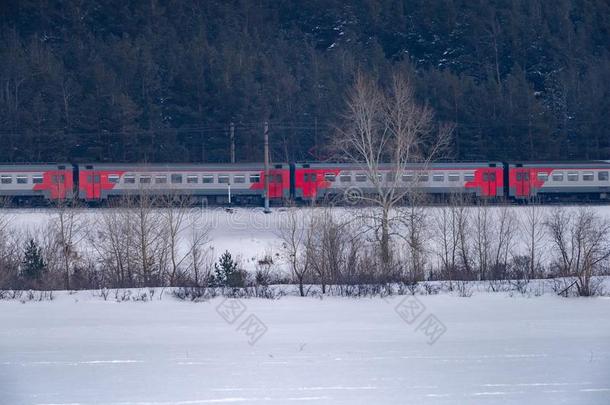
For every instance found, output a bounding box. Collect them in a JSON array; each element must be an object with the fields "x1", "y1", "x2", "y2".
[
  {"x1": 472, "y1": 202, "x2": 492, "y2": 280},
  {"x1": 50, "y1": 198, "x2": 86, "y2": 289},
  {"x1": 90, "y1": 199, "x2": 137, "y2": 287},
  {"x1": 545, "y1": 207, "x2": 610, "y2": 296},
  {"x1": 335, "y1": 72, "x2": 452, "y2": 269},
  {"x1": 278, "y1": 207, "x2": 312, "y2": 296},
  {"x1": 0, "y1": 199, "x2": 21, "y2": 288},
  {"x1": 520, "y1": 199, "x2": 546, "y2": 280},
  {"x1": 185, "y1": 219, "x2": 213, "y2": 287},
  {"x1": 158, "y1": 194, "x2": 194, "y2": 285},
  {"x1": 398, "y1": 201, "x2": 429, "y2": 282},
  {"x1": 306, "y1": 207, "x2": 353, "y2": 292},
  {"x1": 491, "y1": 205, "x2": 517, "y2": 278}
]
